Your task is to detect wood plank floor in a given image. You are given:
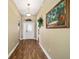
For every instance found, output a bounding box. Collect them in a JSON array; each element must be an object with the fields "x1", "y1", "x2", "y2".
[{"x1": 9, "y1": 39, "x2": 48, "y2": 59}]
